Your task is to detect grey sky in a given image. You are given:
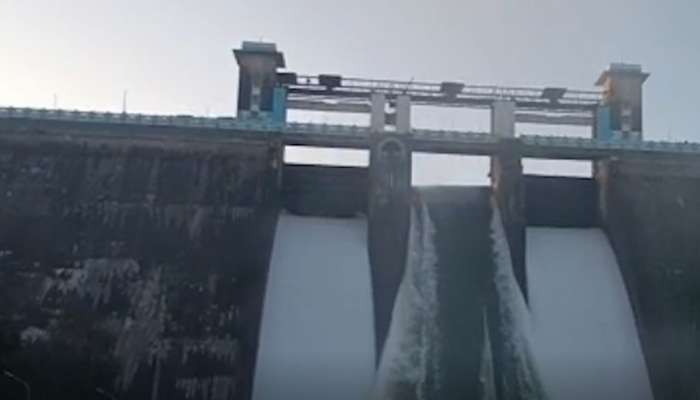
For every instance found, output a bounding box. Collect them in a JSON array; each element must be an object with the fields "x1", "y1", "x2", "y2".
[{"x1": 2, "y1": 0, "x2": 699, "y2": 183}]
